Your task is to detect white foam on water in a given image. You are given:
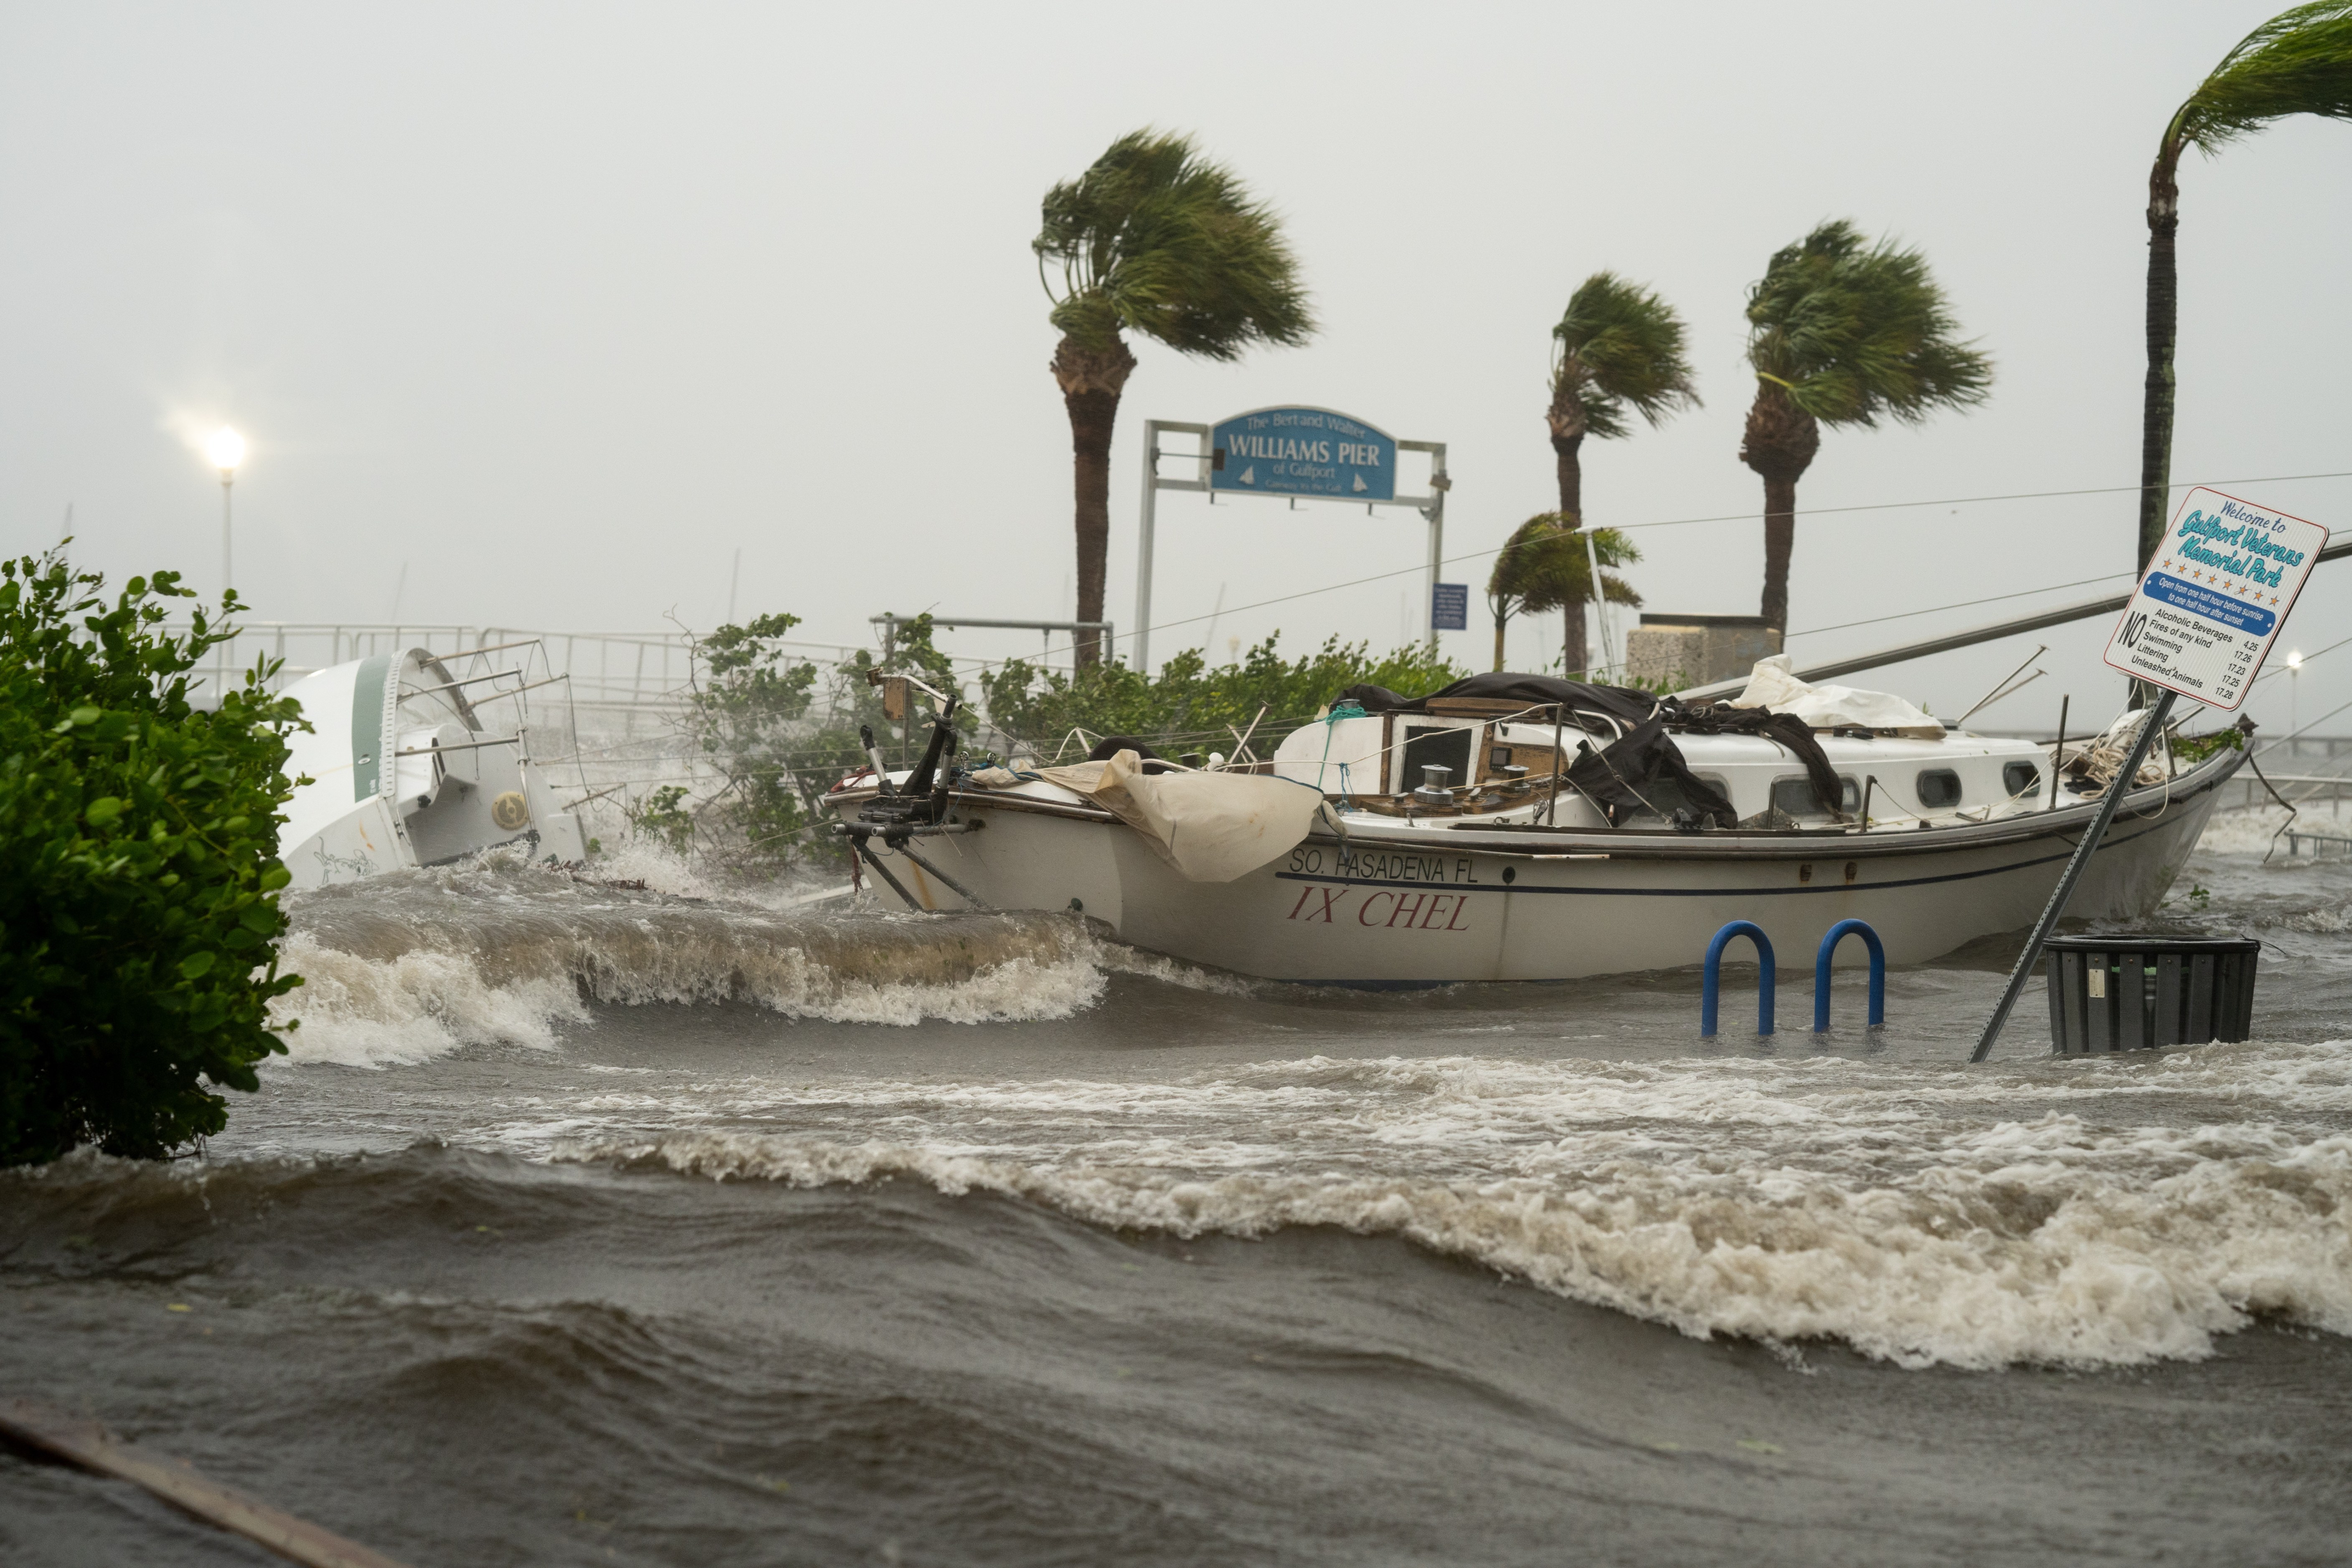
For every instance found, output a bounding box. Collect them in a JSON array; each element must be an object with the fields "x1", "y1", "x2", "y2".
[
  {"x1": 273, "y1": 935, "x2": 588, "y2": 1067},
  {"x1": 1092, "y1": 944, "x2": 1259, "y2": 996},
  {"x1": 550, "y1": 1043, "x2": 2352, "y2": 1370},
  {"x1": 578, "y1": 840, "x2": 722, "y2": 901},
  {"x1": 269, "y1": 870, "x2": 1106, "y2": 1068},
  {"x1": 2197, "y1": 805, "x2": 2296, "y2": 855}
]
